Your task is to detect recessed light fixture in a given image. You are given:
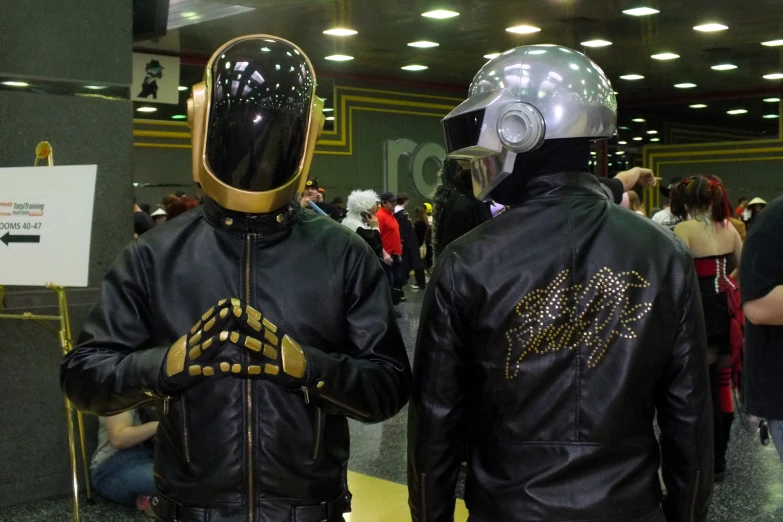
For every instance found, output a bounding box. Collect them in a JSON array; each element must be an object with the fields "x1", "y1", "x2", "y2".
[
  {"x1": 675, "y1": 83, "x2": 697, "y2": 88},
  {"x1": 690, "y1": 104, "x2": 708, "y2": 108},
  {"x1": 401, "y1": 65, "x2": 428, "y2": 71},
  {"x1": 323, "y1": 108, "x2": 334, "y2": 112},
  {"x1": 647, "y1": 130, "x2": 658, "y2": 134},
  {"x1": 694, "y1": 23, "x2": 728, "y2": 32},
  {"x1": 506, "y1": 25, "x2": 541, "y2": 34},
  {"x1": 623, "y1": 7, "x2": 660, "y2": 16},
  {"x1": 618, "y1": 141, "x2": 628, "y2": 145},
  {"x1": 2, "y1": 81, "x2": 29, "y2": 87},
  {"x1": 422, "y1": 9, "x2": 459, "y2": 19},
  {"x1": 171, "y1": 114, "x2": 187, "y2": 120},
  {"x1": 177, "y1": 86, "x2": 188, "y2": 91},
  {"x1": 325, "y1": 116, "x2": 335, "y2": 121},
  {"x1": 620, "y1": 74, "x2": 644, "y2": 80},
  {"x1": 136, "y1": 107, "x2": 157, "y2": 113},
  {"x1": 763, "y1": 73, "x2": 783, "y2": 80},
  {"x1": 711, "y1": 64, "x2": 737, "y2": 71},
  {"x1": 590, "y1": 151, "x2": 597, "y2": 155},
  {"x1": 323, "y1": 28, "x2": 358, "y2": 36},
  {"x1": 763, "y1": 97, "x2": 781, "y2": 102},
  {"x1": 761, "y1": 39, "x2": 783, "y2": 47},
  {"x1": 633, "y1": 137, "x2": 644, "y2": 141},
  {"x1": 632, "y1": 118, "x2": 646, "y2": 122},
  {"x1": 85, "y1": 85, "x2": 108, "y2": 90},
  {"x1": 484, "y1": 53, "x2": 501, "y2": 59},
  {"x1": 408, "y1": 41, "x2": 439, "y2": 48},
  {"x1": 727, "y1": 109, "x2": 748, "y2": 115},
  {"x1": 325, "y1": 55, "x2": 354, "y2": 61},
  {"x1": 651, "y1": 53, "x2": 680, "y2": 60},
  {"x1": 581, "y1": 40, "x2": 612, "y2": 47},
  {"x1": 616, "y1": 151, "x2": 626, "y2": 155},
  {"x1": 650, "y1": 138, "x2": 661, "y2": 142},
  {"x1": 763, "y1": 114, "x2": 780, "y2": 119}
]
